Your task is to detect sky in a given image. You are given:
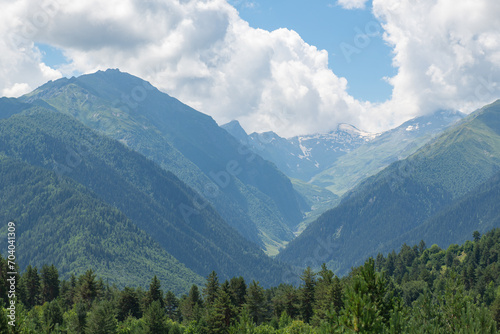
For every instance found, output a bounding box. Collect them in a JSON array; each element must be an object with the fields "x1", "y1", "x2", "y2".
[{"x1": 1, "y1": 0, "x2": 500, "y2": 137}]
